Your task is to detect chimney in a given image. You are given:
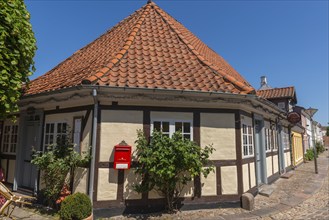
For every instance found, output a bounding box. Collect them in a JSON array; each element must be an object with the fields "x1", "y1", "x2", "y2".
[
  {"x1": 259, "y1": 76, "x2": 272, "y2": 90},
  {"x1": 260, "y1": 76, "x2": 267, "y2": 87}
]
